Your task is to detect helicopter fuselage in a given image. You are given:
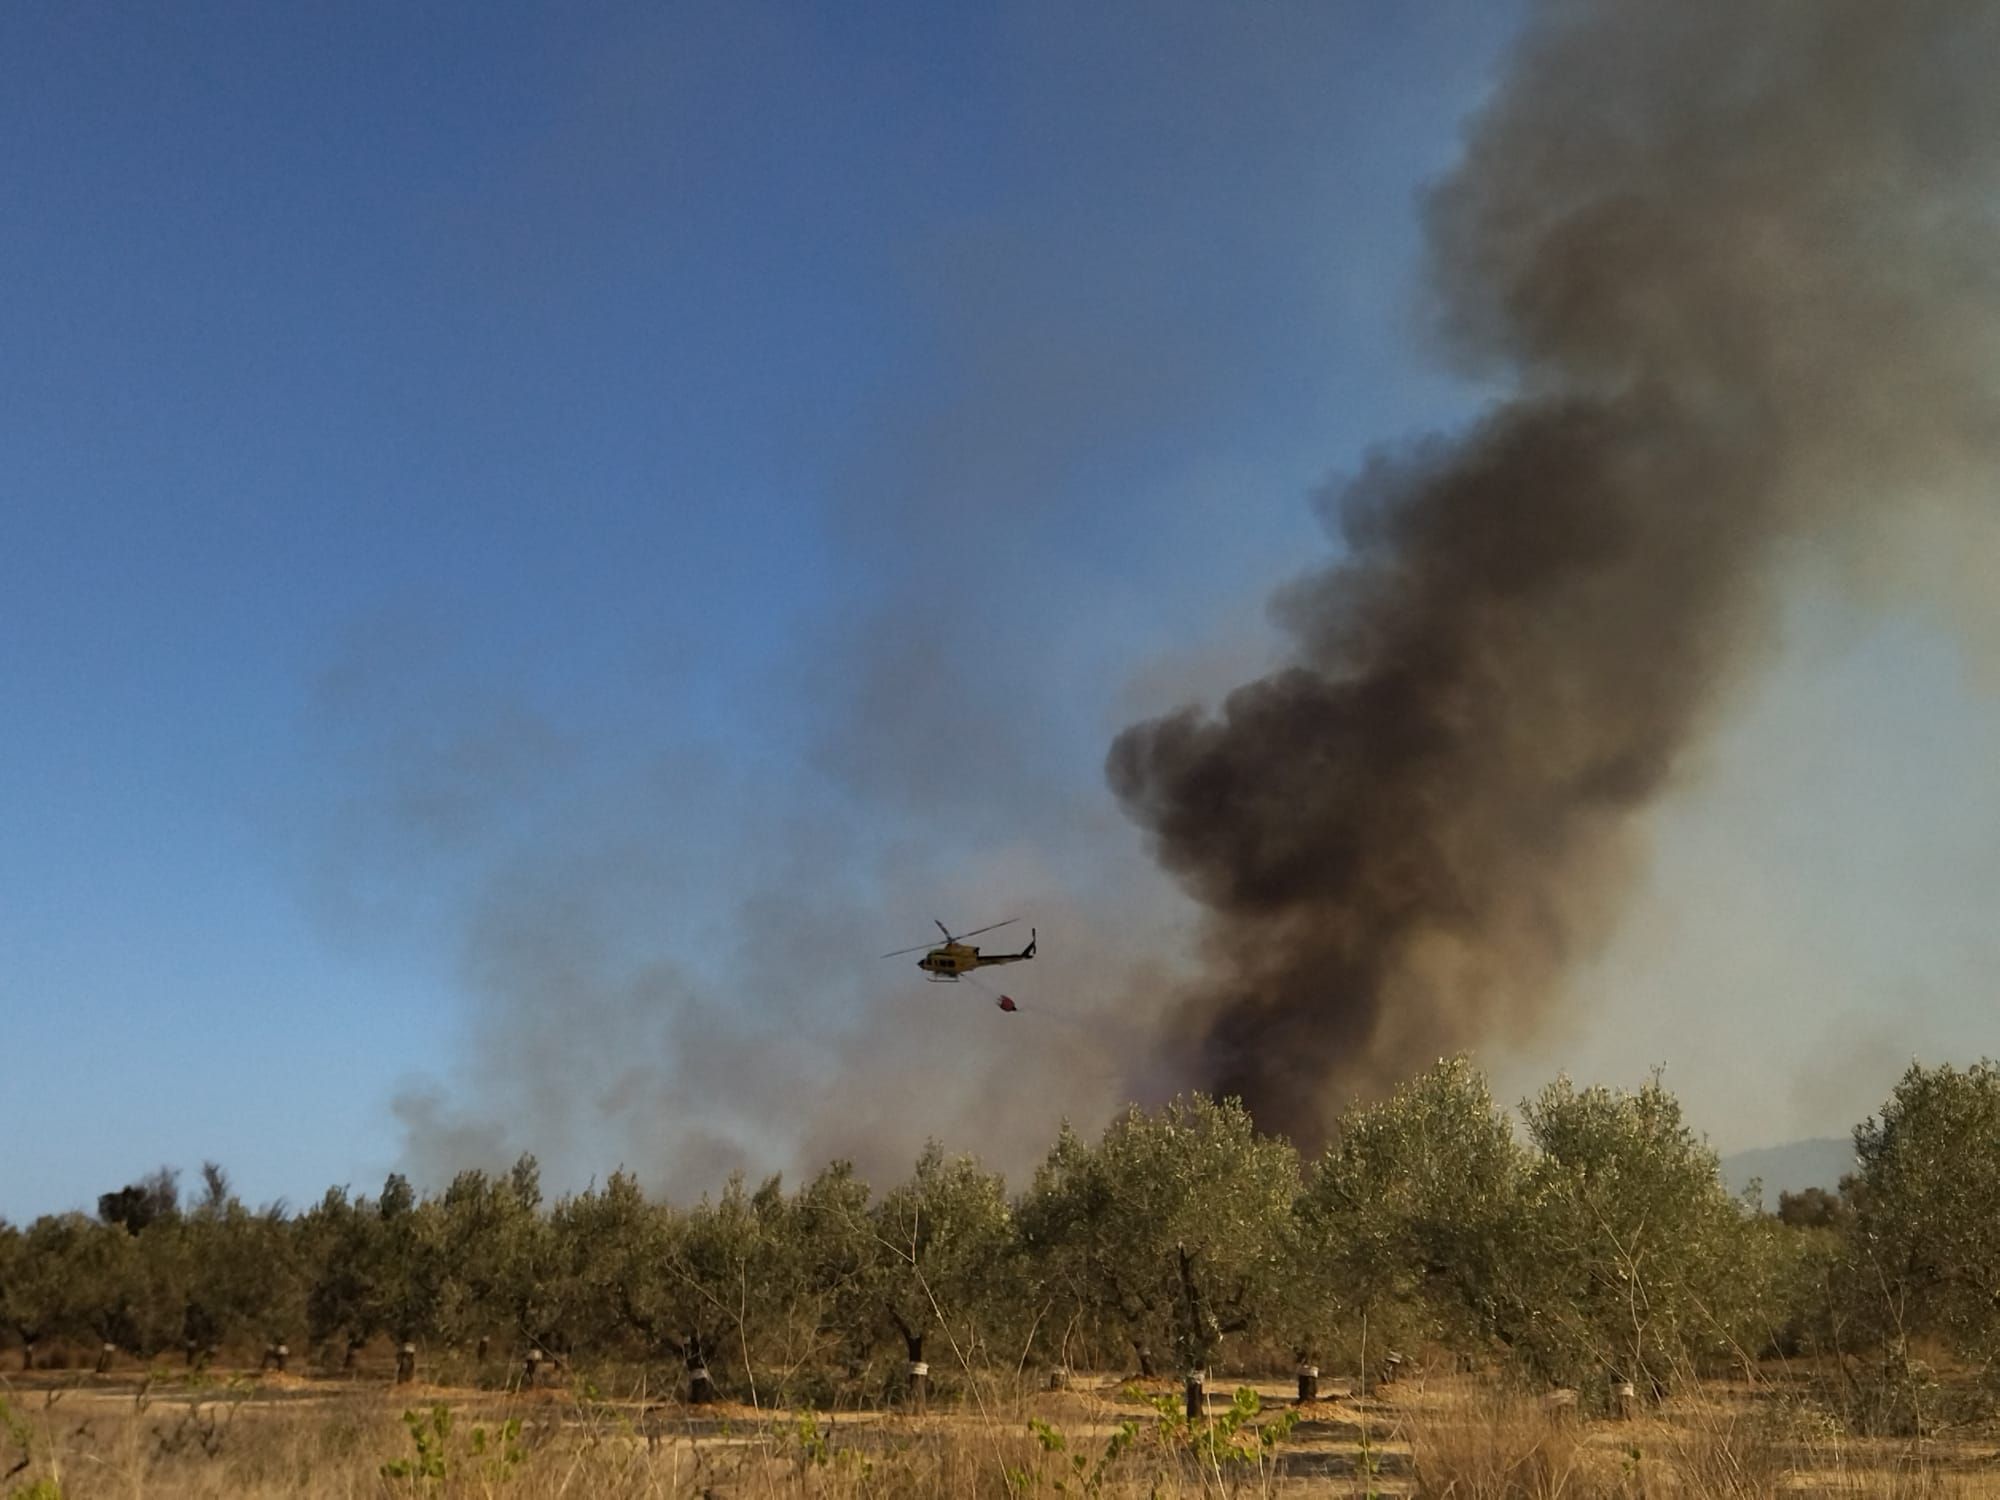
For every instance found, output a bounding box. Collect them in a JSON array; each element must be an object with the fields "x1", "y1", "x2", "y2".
[{"x1": 917, "y1": 930, "x2": 1036, "y2": 981}]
